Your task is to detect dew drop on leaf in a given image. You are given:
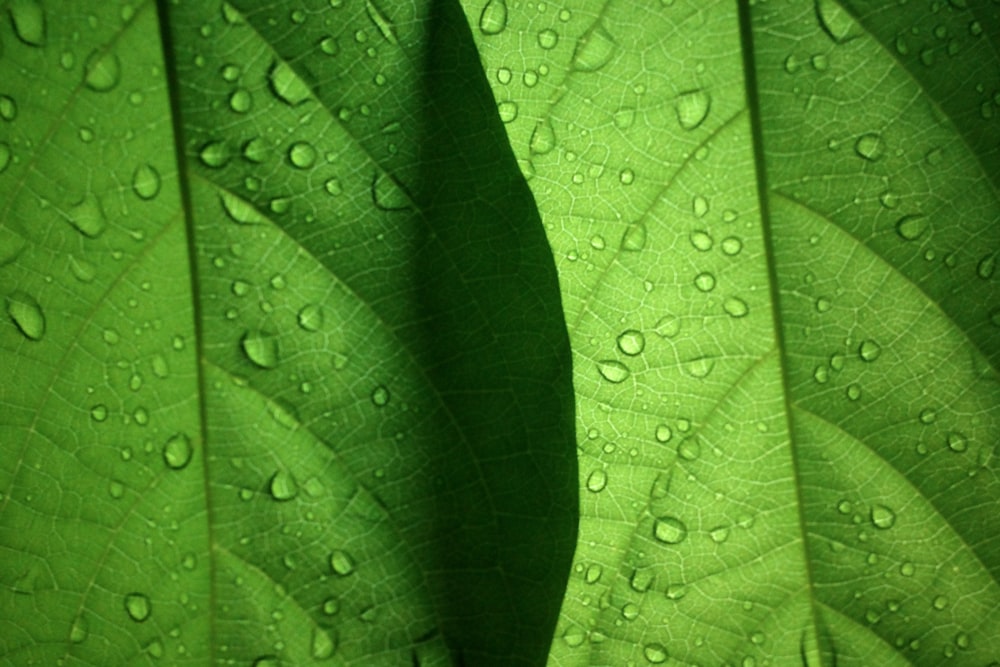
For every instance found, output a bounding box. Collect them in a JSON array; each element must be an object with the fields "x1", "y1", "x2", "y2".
[
  {"x1": 870, "y1": 504, "x2": 896, "y2": 529},
  {"x1": 815, "y1": 0, "x2": 860, "y2": 43},
  {"x1": 946, "y1": 432, "x2": 968, "y2": 452},
  {"x1": 131, "y1": 164, "x2": 161, "y2": 200},
  {"x1": 297, "y1": 304, "x2": 324, "y2": 331},
  {"x1": 242, "y1": 137, "x2": 268, "y2": 163},
  {"x1": 689, "y1": 230, "x2": 713, "y2": 251},
  {"x1": 199, "y1": 141, "x2": 230, "y2": 168},
  {"x1": 163, "y1": 433, "x2": 193, "y2": 470},
  {"x1": 616, "y1": 329, "x2": 645, "y2": 355},
  {"x1": 976, "y1": 253, "x2": 996, "y2": 279},
  {"x1": 643, "y1": 642, "x2": 668, "y2": 663},
  {"x1": 858, "y1": 339, "x2": 881, "y2": 362},
  {"x1": 655, "y1": 424, "x2": 673, "y2": 443},
  {"x1": 83, "y1": 49, "x2": 121, "y2": 92},
  {"x1": 683, "y1": 356, "x2": 715, "y2": 379},
  {"x1": 620, "y1": 222, "x2": 647, "y2": 251},
  {"x1": 90, "y1": 404, "x2": 108, "y2": 422},
  {"x1": 854, "y1": 132, "x2": 884, "y2": 161},
  {"x1": 572, "y1": 24, "x2": 616, "y2": 72},
  {"x1": 677, "y1": 437, "x2": 701, "y2": 461},
  {"x1": 613, "y1": 107, "x2": 635, "y2": 129},
  {"x1": 919, "y1": 407, "x2": 937, "y2": 424},
  {"x1": 694, "y1": 272, "x2": 716, "y2": 292},
  {"x1": 675, "y1": 90, "x2": 711, "y2": 130},
  {"x1": 537, "y1": 28, "x2": 559, "y2": 50},
  {"x1": 124, "y1": 593, "x2": 151, "y2": 622},
  {"x1": 895, "y1": 214, "x2": 928, "y2": 240},
  {"x1": 693, "y1": 195, "x2": 709, "y2": 217},
  {"x1": 288, "y1": 141, "x2": 317, "y2": 169},
  {"x1": 241, "y1": 331, "x2": 279, "y2": 369},
  {"x1": 251, "y1": 657, "x2": 279, "y2": 667},
  {"x1": 9, "y1": 0, "x2": 46, "y2": 46},
  {"x1": 311, "y1": 627, "x2": 337, "y2": 659},
  {"x1": 619, "y1": 168, "x2": 635, "y2": 185},
  {"x1": 66, "y1": 193, "x2": 106, "y2": 238},
  {"x1": 0, "y1": 95, "x2": 17, "y2": 121},
  {"x1": 229, "y1": 88, "x2": 252, "y2": 113},
  {"x1": 723, "y1": 296, "x2": 749, "y2": 318},
  {"x1": 6, "y1": 291, "x2": 45, "y2": 341},
  {"x1": 846, "y1": 383, "x2": 861, "y2": 401},
  {"x1": 269, "y1": 470, "x2": 299, "y2": 501},
  {"x1": 586, "y1": 469, "x2": 607, "y2": 493},
  {"x1": 597, "y1": 360, "x2": 630, "y2": 383},
  {"x1": 529, "y1": 120, "x2": 556, "y2": 154},
  {"x1": 497, "y1": 100, "x2": 518, "y2": 123},
  {"x1": 330, "y1": 549, "x2": 355, "y2": 576},
  {"x1": 69, "y1": 613, "x2": 88, "y2": 643},
  {"x1": 653, "y1": 516, "x2": 688, "y2": 544},
  {"x1": 268, "y1": 60, "x2": 311, "y2": 106},
  {"x1": 371, "y1": 172, "x2": 411, "y2": 211},
  {"x1": 478, "y1": 0, "x2": 508, "y2": 35},
  {"x1": 932, "y1": 594, "x2": 949, "y2": 610}
]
